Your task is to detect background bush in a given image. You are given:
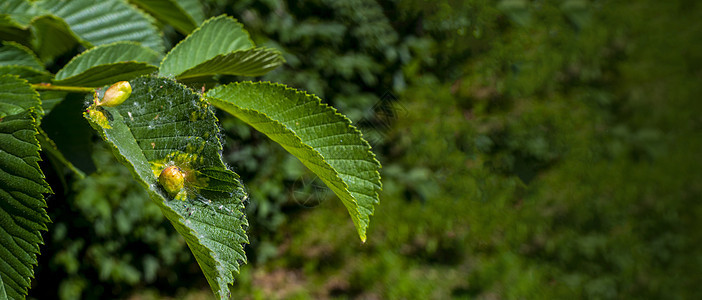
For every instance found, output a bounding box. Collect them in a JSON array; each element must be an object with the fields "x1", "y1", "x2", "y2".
[{"x1": 30, "y1": 0, "x2": 702, "y2": 299}]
